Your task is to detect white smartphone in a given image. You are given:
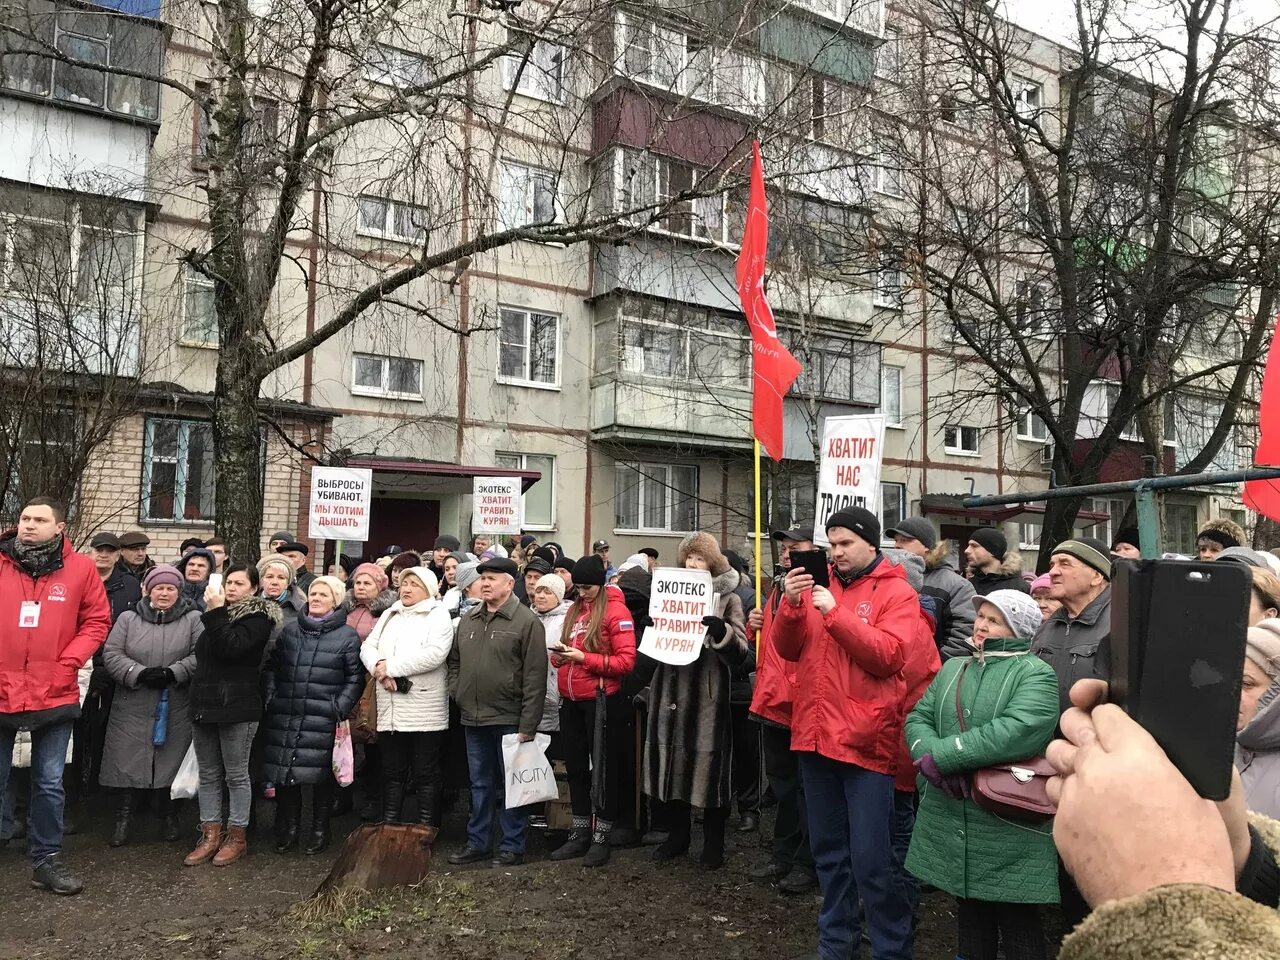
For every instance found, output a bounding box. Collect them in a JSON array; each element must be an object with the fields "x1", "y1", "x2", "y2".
[{"x1": 208, "y1": 573, "x2": 223, "y2": 592}]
